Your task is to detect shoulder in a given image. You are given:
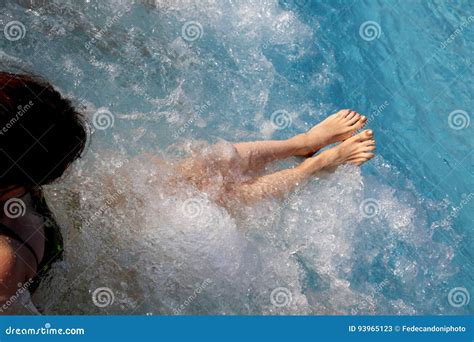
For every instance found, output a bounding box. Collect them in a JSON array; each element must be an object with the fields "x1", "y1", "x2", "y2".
[
  {"x1": 0, "y1": 236, "x2": 30, "y2": 302},
  {"x1": 0, "y1": 236, "x2": 19, "y2": 274}
]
